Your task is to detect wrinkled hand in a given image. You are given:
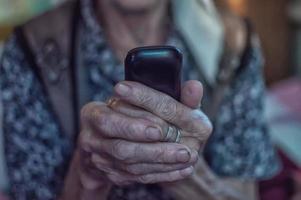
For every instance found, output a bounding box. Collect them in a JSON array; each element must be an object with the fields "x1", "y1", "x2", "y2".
[{"x1": 78, "y1": 80, "x2": 212, "y2": 190}]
